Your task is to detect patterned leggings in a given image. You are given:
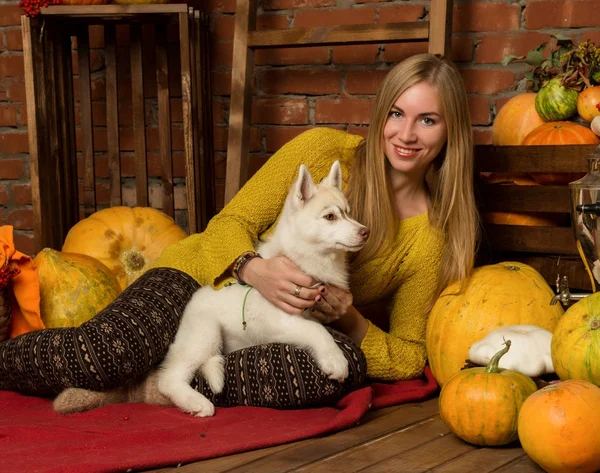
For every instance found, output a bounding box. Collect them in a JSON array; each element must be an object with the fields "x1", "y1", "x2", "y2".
[{"x1": 0, "y1": 268, "x2": 366, "y2": 409}]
